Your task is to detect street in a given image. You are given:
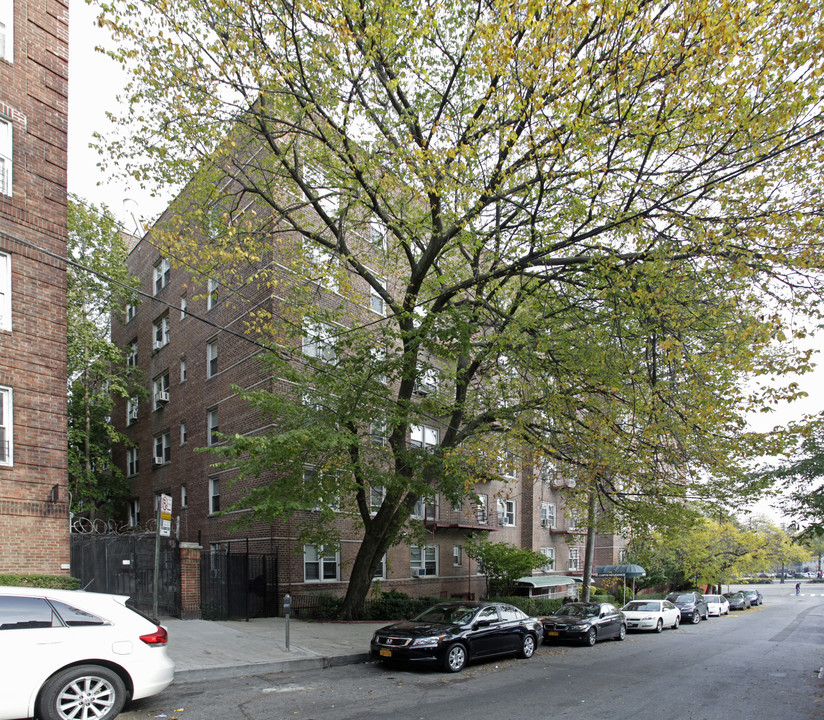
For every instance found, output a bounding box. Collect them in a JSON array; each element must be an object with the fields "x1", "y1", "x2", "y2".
[{"x1": 122, "y1": 584, "x2": 823, "y2": 720}]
